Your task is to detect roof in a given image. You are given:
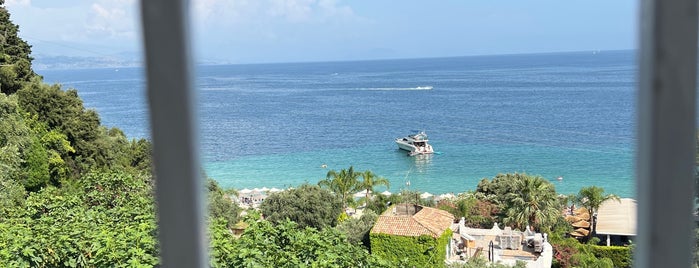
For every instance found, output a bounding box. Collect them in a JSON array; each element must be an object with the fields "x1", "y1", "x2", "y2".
[
  {"x1": 371, "y1": 204, "x2": 455, "y2": 238},
  {"x1": 595, "y1": 198, "x2": 637, "y2": 236}
]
